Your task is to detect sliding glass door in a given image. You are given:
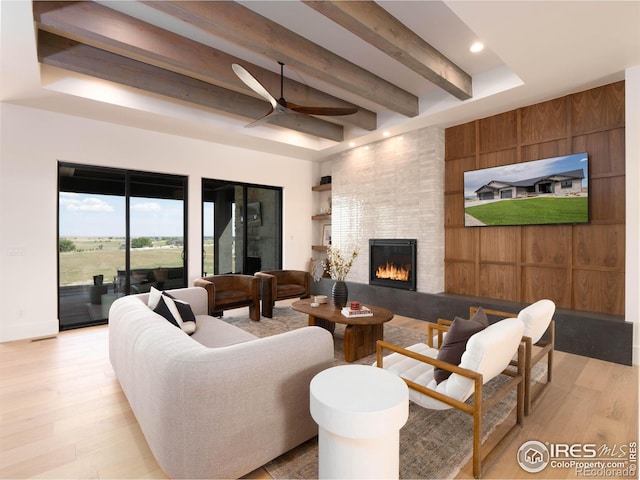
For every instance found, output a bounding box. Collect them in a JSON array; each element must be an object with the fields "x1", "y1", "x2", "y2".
[
  {"x1": 58, "y1": 163, "x2": 187, "y2": 330},
  {"x1": 127, "y1": 172, "x2": 186, "y2": 294},
  {"x1": 202, "y1": 179, "x2": 282, "y2": 276}
]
